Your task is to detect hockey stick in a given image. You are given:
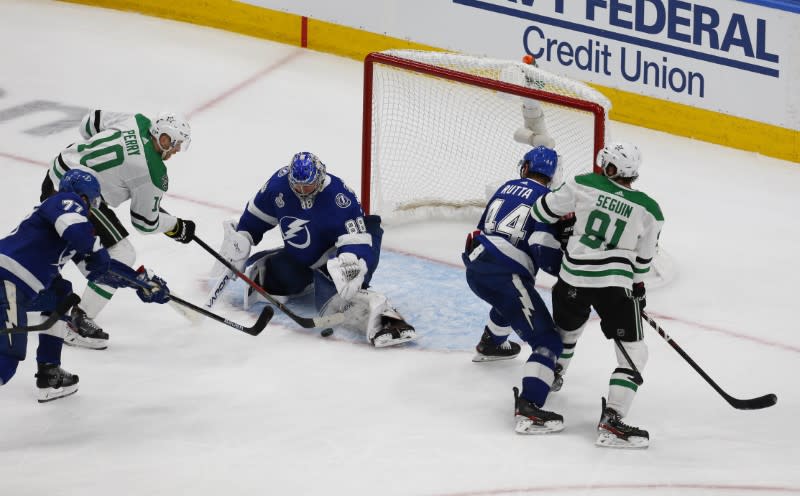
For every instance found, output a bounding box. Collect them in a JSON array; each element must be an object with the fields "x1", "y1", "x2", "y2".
[
  {"x1": 1, "y1": 294, "x2": 81, "y2": 335},
  {"x1": 204, "y1": 270, "x2": 233, "y2": 309},
  {"x1": 642, "y1": 312, "x2": 777, "y2": 410},
  {"x1": 191, "y1": 235, "x2": 346, "y2": 329},
  {"x1": 169, "y1": 293, "x2": 272, "y2": 336},
  {"x1": 110, "y1": 270, "x2": 272, "y2": 336}
]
